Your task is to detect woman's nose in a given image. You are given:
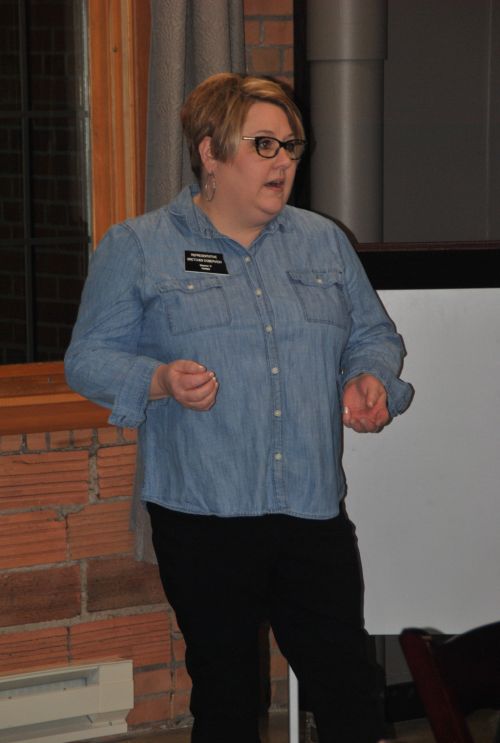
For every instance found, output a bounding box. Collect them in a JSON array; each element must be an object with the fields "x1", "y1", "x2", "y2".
[{"x1": 274, "y1": 145, "x2": 294, "y2": 167}]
